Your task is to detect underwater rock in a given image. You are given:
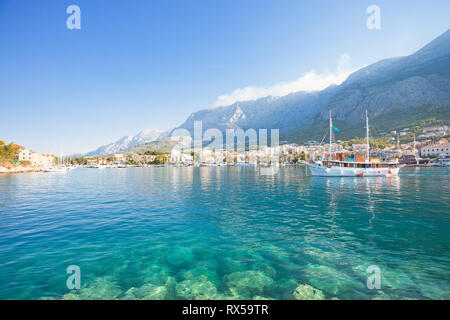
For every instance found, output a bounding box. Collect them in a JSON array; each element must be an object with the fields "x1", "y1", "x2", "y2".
[
  {"x1": 303, "y1": 246, "x2": 345, "y2": 263},
  {"x1": 121, "y1": 283, "x2": 168, "y2": 300},
  {"x1": 143, "y1": 285, "x2": 168, "y2": 300},
  {"x1": 166, "y1": 246, "x2": 195, "y2": 269},
  {"x1": 121, "y1": 287, "x2": 139, "y2": 300},
  {"x1": 62, "y1": 277, "x2": 122, "y2": 300},
  {"x1": 305, "y1": 264, "x2": 364, "y2": 296},
  {"x1": 61, "y1": 292, "x2": 81, "y2": 300},
  {"x1": 215, "y1": 293, "x2": 242, "y2": 300},
  {"x1": 251, "y1": 263, "x2": 277, "y2": 279},
  {"x1": 224, "y1": 270, "x2": 274, "y2": 298},
  {"x1": 352, "y1": 264, "x2": 416, "y2": 292},
  {"x1": 143, "y1": 264, "x2": 170, "y2": 285},
  {"x1": 222, "y1": 257, "x2": 248, "y2": 274},
  {"x1": 275, "y1": 278, "x2": 299, "y2": 299},
  {"x1": 260, "y1": 245, "x2": 295, "y2": 269},
  {"x1": 176, "y1": 275, "x2": 218, "y2": 300},
  {"x1": 381, "y1": 270, "x2": 415, "y2": 291},
  {"x1": 165, "y1": 276, "x2": 177, "y2": 299},
  {"x1": 292, "y1": 284, "x2": 325, "y2": 300},
  {"x1": 416, "y1": 281, "x2": 449, "y2": 300},
  {"x1": 178, "y1": 265, "x2": 220, "y2": 285},
  {"x1": 263, "y1": 266, "x2": 277, "y2": 279},
  {"x1": 372, "y1": 291, "x2": 417, "y2": 300}
]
